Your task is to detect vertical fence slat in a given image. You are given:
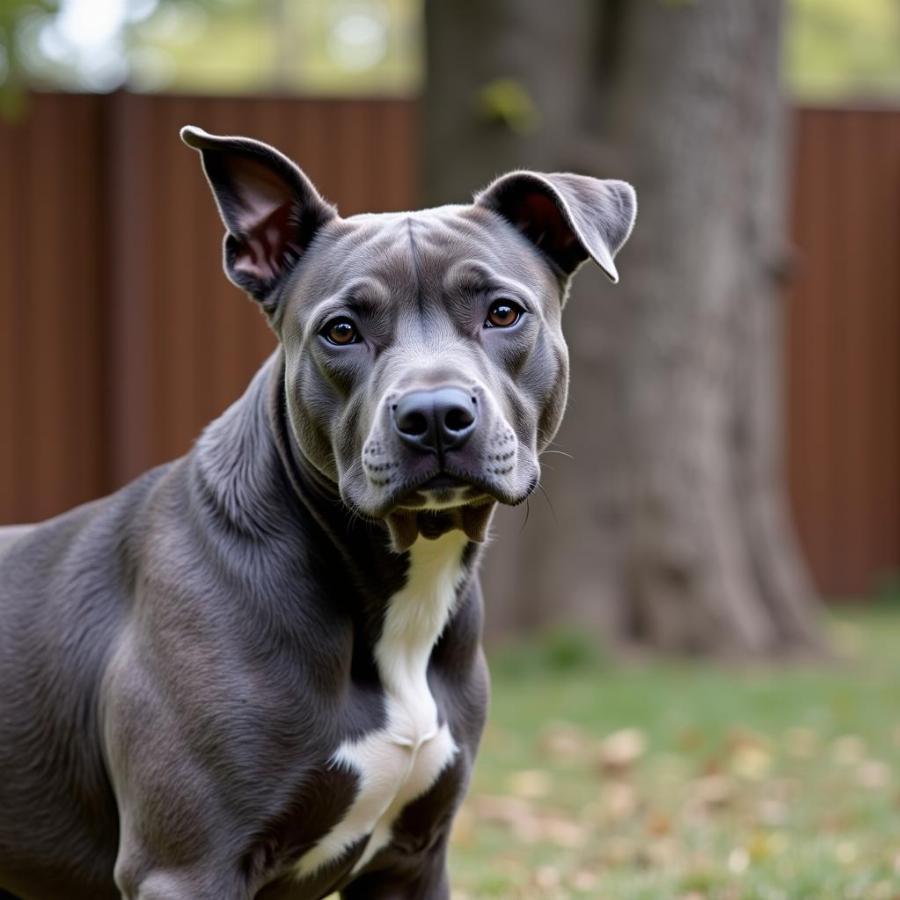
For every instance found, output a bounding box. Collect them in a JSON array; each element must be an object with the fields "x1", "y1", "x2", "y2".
[
  {"x1": 108, "y1": 92, "x2": 159, "y2": 485},
  {"x1": 0, "y1": 106, "x2": 22, "y2": 517},
  {"x1": 786, "y1": 107, "x2": 900, "y2": 597}
]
